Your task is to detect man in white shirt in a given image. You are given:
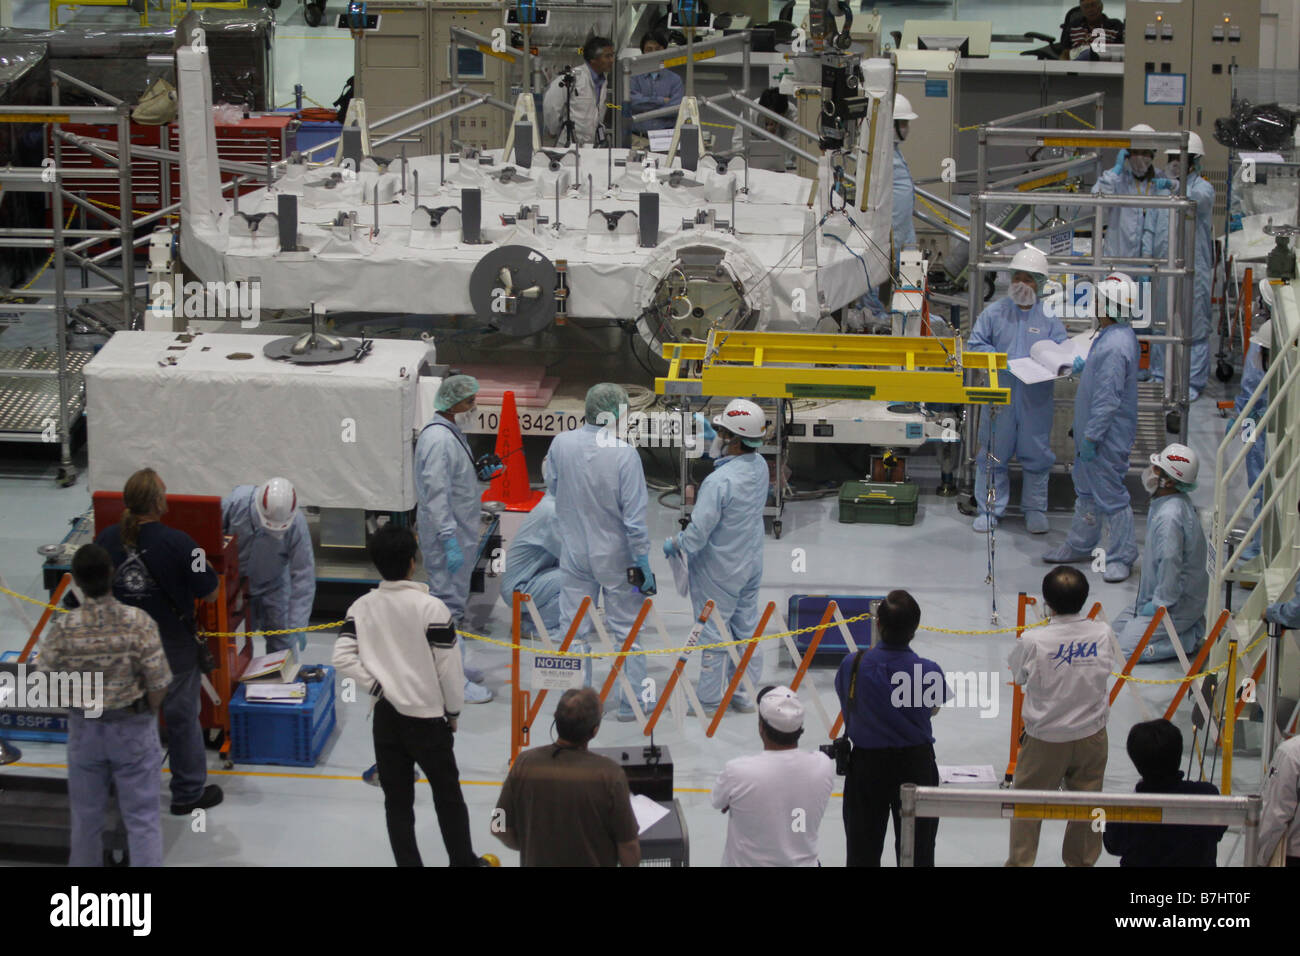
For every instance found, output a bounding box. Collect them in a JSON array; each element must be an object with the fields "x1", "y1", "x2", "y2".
[
  {"x1": 542, "y1": 36, "x2": 614, "y2": 147},
  {"x1": 332, "y1": 524, "x2": 487, "y2": 867},
  {"x1": 1006, "y1": 565, "x2": 1120, "y2": 867},
  {"x1": 711, "y1": 685, "x2": 835, "y2": 866}
]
